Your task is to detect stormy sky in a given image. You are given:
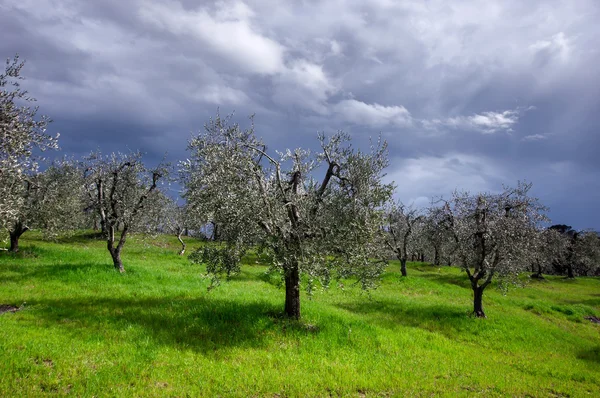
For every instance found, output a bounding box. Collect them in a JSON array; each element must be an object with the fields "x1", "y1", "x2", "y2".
[{"x1": 2, "y1": 0, "x2": 599, "y2": 229}]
